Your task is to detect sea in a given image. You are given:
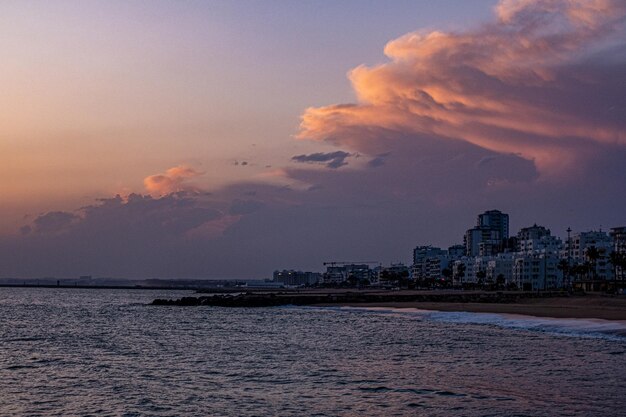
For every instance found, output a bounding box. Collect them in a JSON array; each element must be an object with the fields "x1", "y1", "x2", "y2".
[{"x1": 1, "y1": 288, "x2": 625, "y2": 417}]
